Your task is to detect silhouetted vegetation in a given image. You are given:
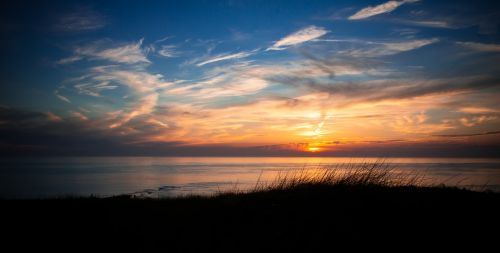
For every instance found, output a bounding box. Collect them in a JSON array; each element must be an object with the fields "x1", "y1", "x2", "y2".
[{"x1": 2, "y1": 163, "x2": 499, "y2": 251}]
